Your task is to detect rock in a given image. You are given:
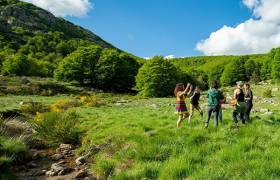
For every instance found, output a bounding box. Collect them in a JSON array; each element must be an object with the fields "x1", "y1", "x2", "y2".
[
  {"x1": 27, "y1": 162, "x2": 38, "y2": 168},
  {"x1": 47, "y1": 162, "x2": 73, "y2": 176},
  {"x1": 32, "y1": 169, "x2": 47, "y2": 176},
  {"x1": 51, "y1": 153, "x2": 64, "y2": 161},
  {"x1": 262, "y1": 112, "x2": 274, "y2": 115},
  {"x1": 151, "y1": 104, "x2": 160, "y2": 109},
  {"x1": 59, "y1": 144, "x2": 74, "y2": 151},
  {"x1": 75, "y1": 169, "x2": 88, "y2": 178},
  {"x1": 51, "y1": 163, "x2": 65, "y2": 172},
  {"x1": 259, "y1": 108, "x2": 269, "y2": 113},
  {"x1": 75, "y1": 156, "x2": 86, "y2": 166},
  {"x1": 57, "y1": 167, "x2": 73, "y2": 176},
  {"x1": 46, "y1": 170, "x2": 57, "y2": 176},
  {"x1": 115, "y1": 103, "x2": 123, "y2": 106},
  {"x1": 19, "y1": 101, "x2": 24, "y2": 105},
  {"x1": 272, "y1": 88, "x2": 279, "y2": 92},
  {"x1": 263, "y1": 99, "x2": 273, "y2": 103}
]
